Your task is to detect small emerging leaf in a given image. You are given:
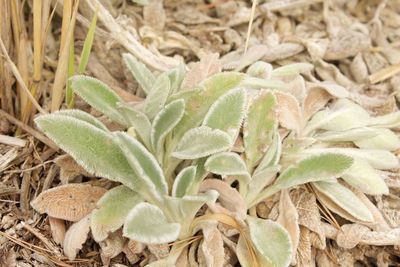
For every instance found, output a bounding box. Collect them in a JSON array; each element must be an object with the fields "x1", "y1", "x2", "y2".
[
  {"x1": 205, "y1": 152, "x2": 250, "y2": 179},
  {"x1": 144, "y1": 73, "x2": 171, "y2": 119},
  {"x1": 247, "y1": 217, "x2": 292, "y2": 267},
  {"x1": 91, "y1": 186, "x2": 142, "y2": 242},
  {"x1": 151, "y1": 99, "x2": 185, "y2": 154},
  {"x1": 203, "y1": 88, "x2": 247, "y2": 140},
  {"x1": 123, "y1": 53, "x2": 155, "y2": 94},
  {"x1": 275, "y1": 153, "x2": 353, "y2": 189},
  {"x1": 123, "y1": 203, "x2": 180, "y2": 244},
  {"x1": 172, "y1": 166, "x2": 196, "y2": 198},
  {"x1": 71, "y1": 76, "x2": 126, "y2": 125},
  {"x1": 172, "y1": 126, "x2": 232, "y2": 160}
]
